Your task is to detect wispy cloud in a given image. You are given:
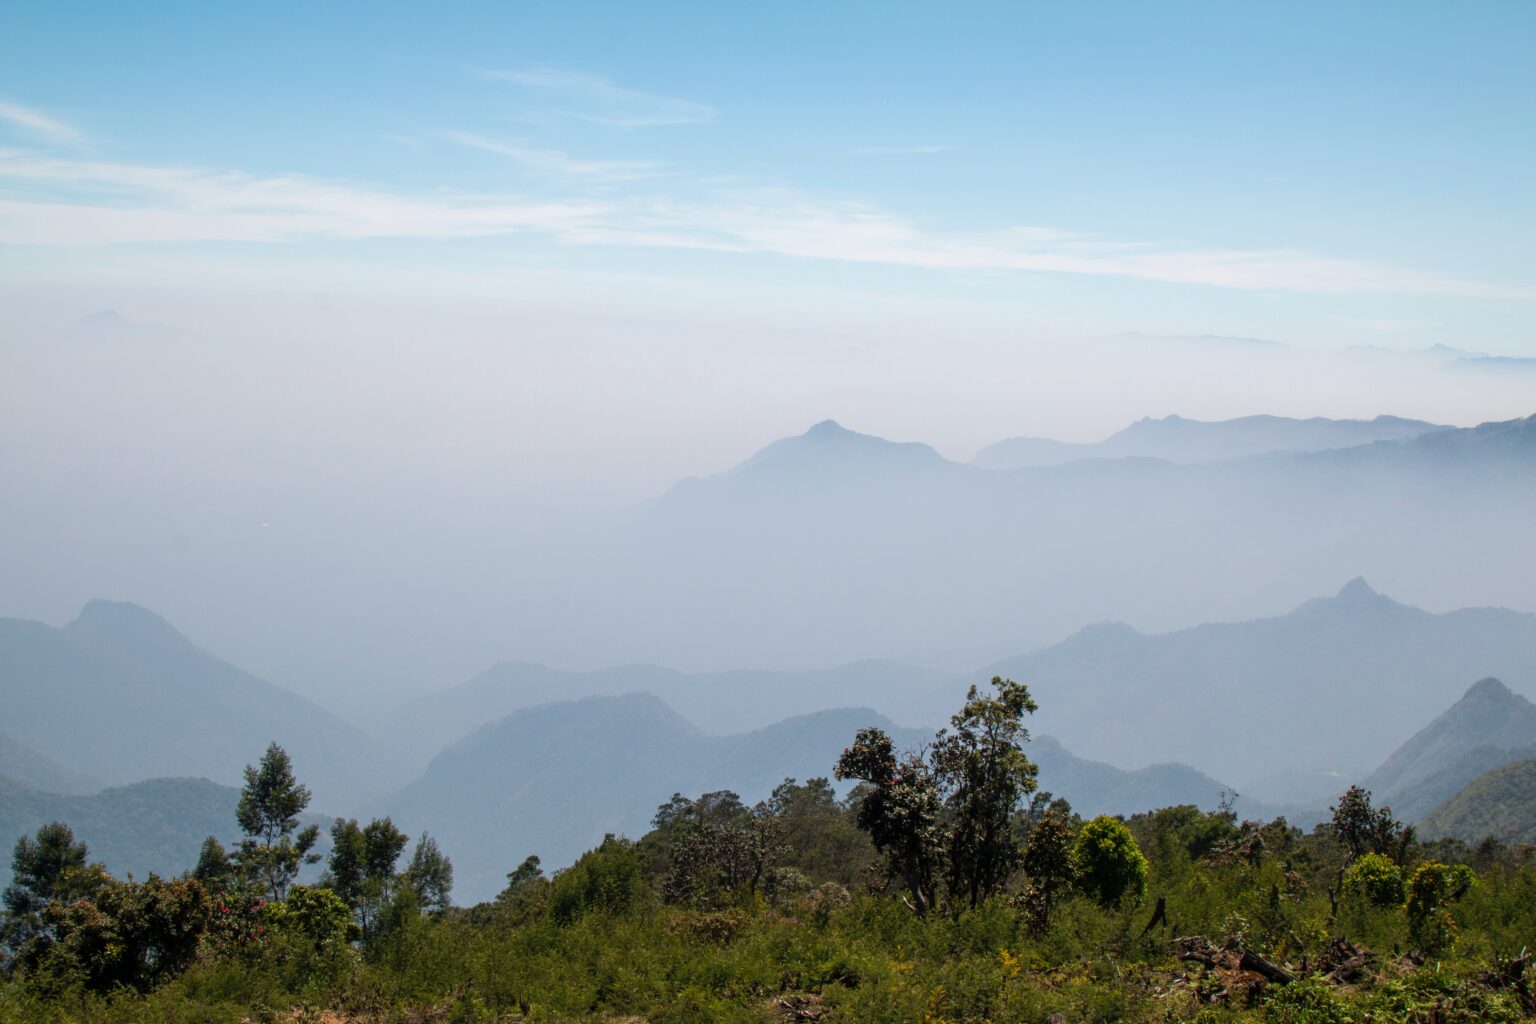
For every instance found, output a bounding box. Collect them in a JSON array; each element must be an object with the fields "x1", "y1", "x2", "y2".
[
  {"x1": 843, "y1": 144, "x2": 946, "y2": 158},
  {"x1": 0, "y1": 146, "x2": 1526, "y2": 299},
  {"x1": 479, "y1": 69, "x2": 715, "y2": 128},
  {"x1": 445, "y1": 131, "x2": 664, "y2": 180},
  {"x1": 0, "y1": 100, "x2": 84, "y2": 146}
]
